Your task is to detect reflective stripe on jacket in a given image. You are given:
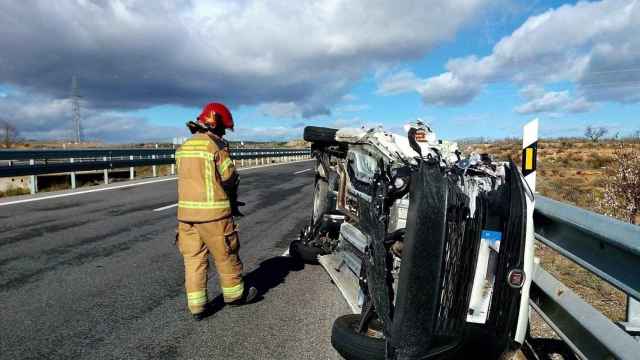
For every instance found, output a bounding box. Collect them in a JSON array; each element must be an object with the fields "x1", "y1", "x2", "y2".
[{"x1": 176, "y1": 133, "x2": 236, "y2": 222}]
